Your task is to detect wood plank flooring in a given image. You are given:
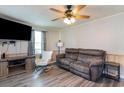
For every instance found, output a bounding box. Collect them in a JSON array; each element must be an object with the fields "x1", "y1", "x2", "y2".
[{"x1": 0, "y1": 65, "x2": 124, "y2": 87}]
